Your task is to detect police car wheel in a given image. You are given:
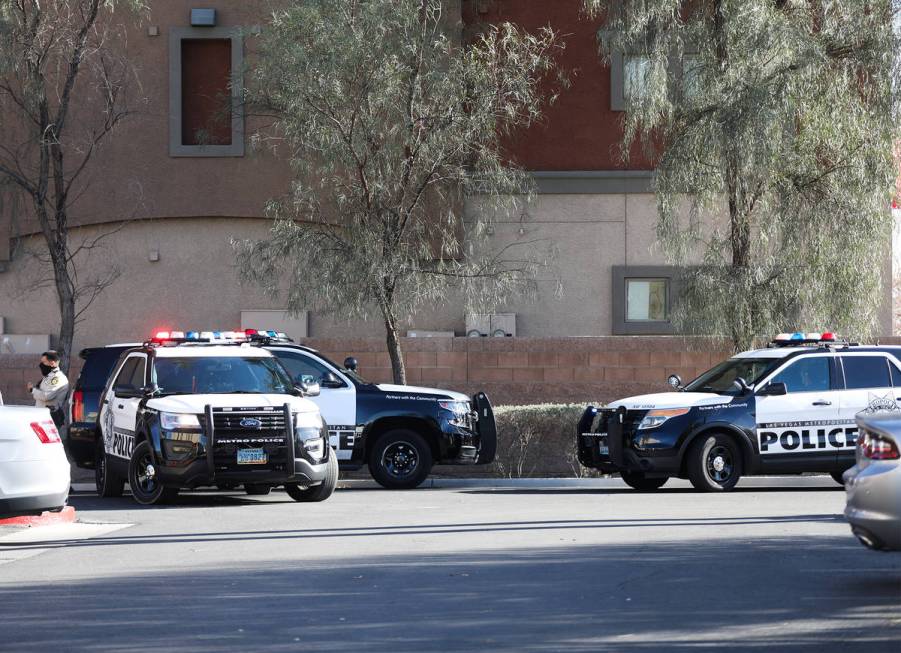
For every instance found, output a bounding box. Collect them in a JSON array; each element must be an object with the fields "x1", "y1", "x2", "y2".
[
  {"x1": 687, "y1": 434, "x2": 742, "y2": 492},
  {"x1": 286, "y1": 454, "x2": 339, "y2": 502},
  {"x1": 128, "y1": 441, "x2": 179, "y2": 505},
  {"x1": 368, "y1": 429, "x2": 433, "y2": 490},
  {"x1": 244, "y1": 483, "x2": 272, "y2": 496},
  {"x1": 620, "y1": 471, "x2": 668, "y2": 491},
  {"x1": 95, "y1": 439, "x2": 124, "y2": 498}
]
